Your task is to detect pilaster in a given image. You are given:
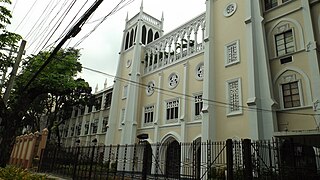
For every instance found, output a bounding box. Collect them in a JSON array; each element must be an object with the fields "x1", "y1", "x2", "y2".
[
  {"x1": 245, "y1": 1, "x2": 277, "y2": 140},
  {"x1": 202, "y1": 0, "x2": 216, "y2": 142}
]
